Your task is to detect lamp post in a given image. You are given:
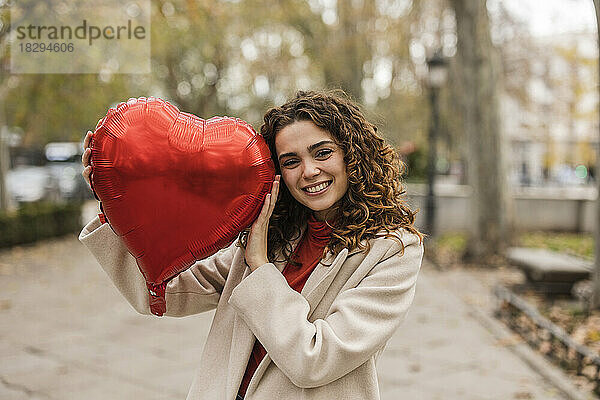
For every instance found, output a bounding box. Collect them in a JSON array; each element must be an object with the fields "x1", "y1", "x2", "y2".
[{"x1": 425, "y1": 50, "x2": 448, "y2": 237}]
